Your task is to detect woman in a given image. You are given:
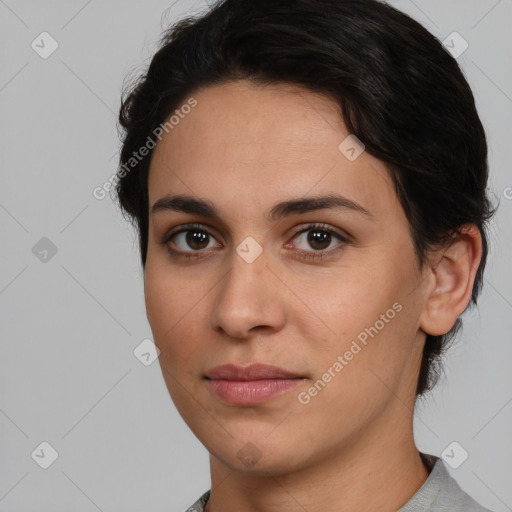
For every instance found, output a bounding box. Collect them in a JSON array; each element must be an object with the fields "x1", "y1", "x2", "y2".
[{"x1": 114, "y1": 0, "x2": 496, "y2": 510}]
